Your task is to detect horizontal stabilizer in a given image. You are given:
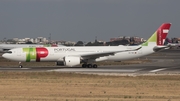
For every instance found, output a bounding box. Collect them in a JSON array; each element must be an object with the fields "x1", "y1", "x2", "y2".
[{"x1": 153, "y1": 46, "x2": 169, "y2": 52}]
